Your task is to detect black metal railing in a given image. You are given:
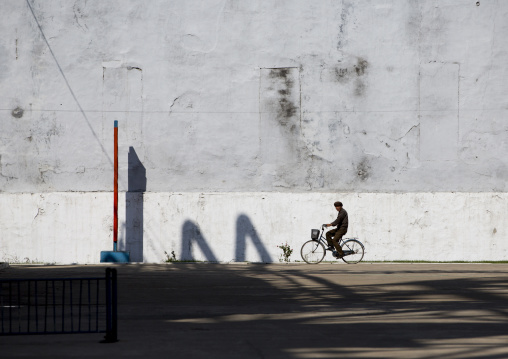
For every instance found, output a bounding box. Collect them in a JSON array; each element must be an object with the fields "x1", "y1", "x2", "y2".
[{"x1": 0, "y1": 268, "x2": 117, "y2": 342}]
